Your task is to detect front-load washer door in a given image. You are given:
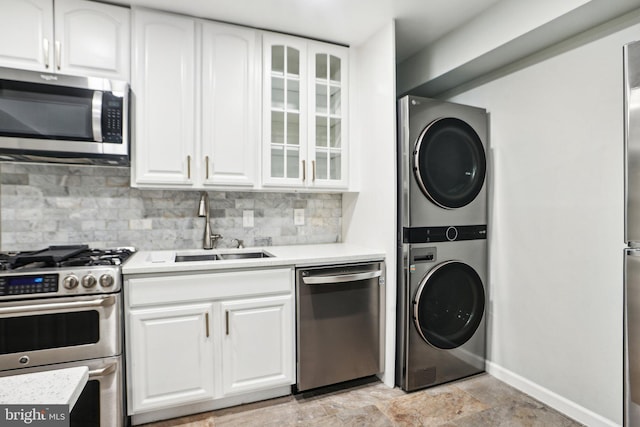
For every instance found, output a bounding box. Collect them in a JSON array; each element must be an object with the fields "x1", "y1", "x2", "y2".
[
  {"x1": 413, "y1": 117, "x2": 486, "y2": 209},
  {"x1": 413, "y1": 260, "x2": 485, "y2": 349}
]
